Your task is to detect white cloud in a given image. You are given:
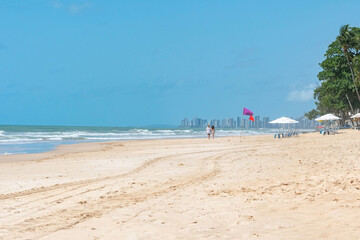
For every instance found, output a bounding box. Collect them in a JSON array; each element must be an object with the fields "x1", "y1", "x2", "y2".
[
  {"x1": 68, "y1": 3, "x2": 92, "y2": 14},
  {"x1": 287, "y1": 84, "x2": 315, "y2": 102},
  {"x1": 52, "y1": 1, "x2": 92, "y2": 14},
  {"x1": 52, "y1": 1, "x2": 62, "y2": 8}
]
